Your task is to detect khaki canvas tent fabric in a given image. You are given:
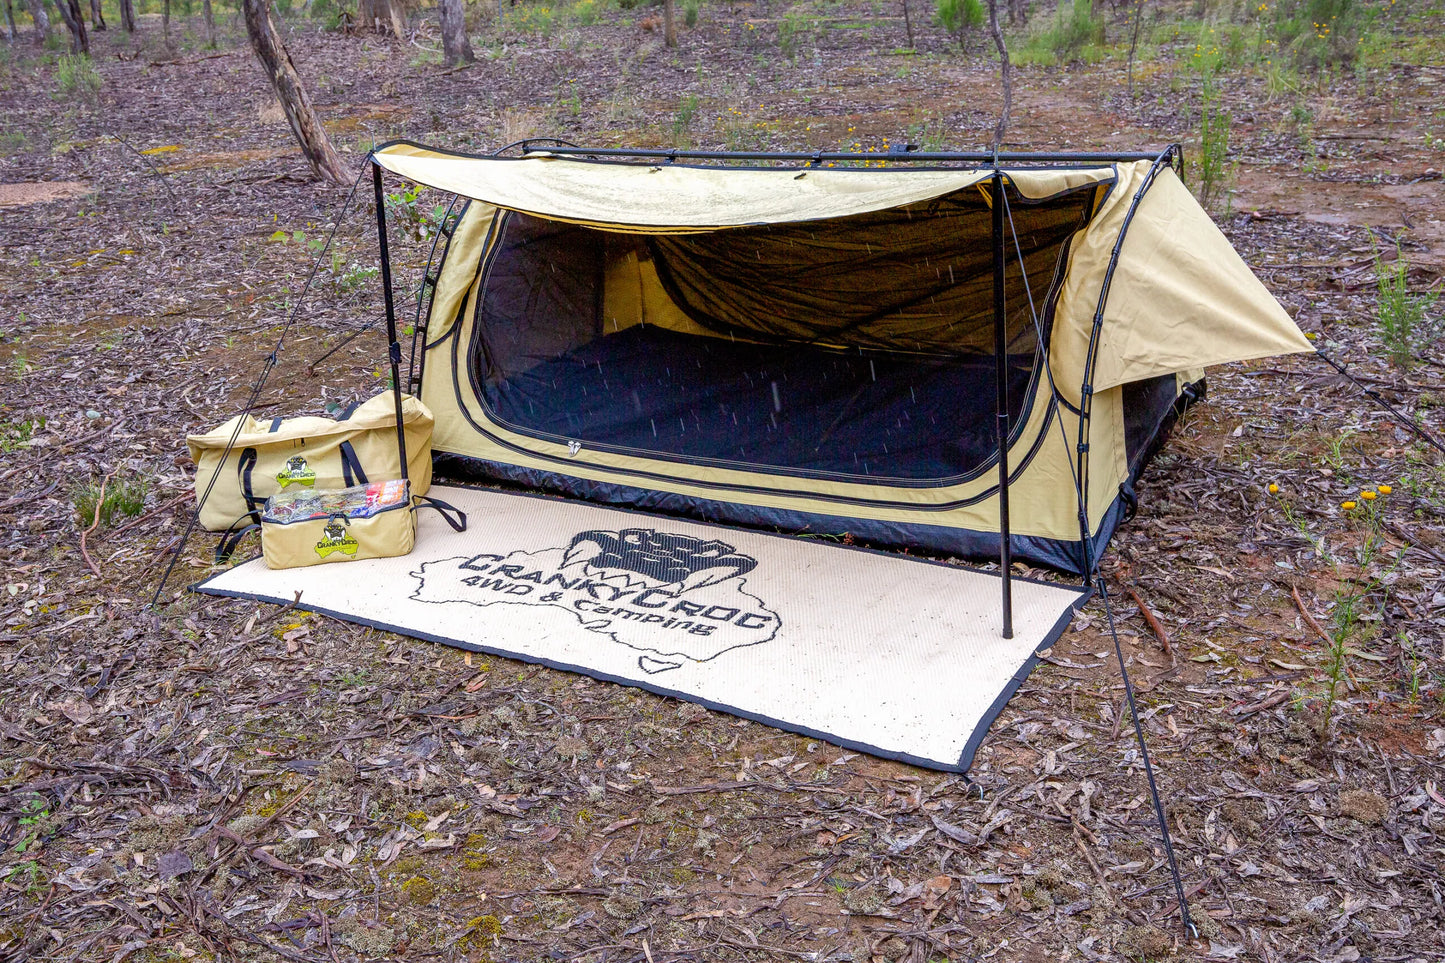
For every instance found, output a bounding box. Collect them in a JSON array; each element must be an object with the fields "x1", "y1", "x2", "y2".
[{"x1": 372, "y1": 143, "x2": 1312, "y2": 574}]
